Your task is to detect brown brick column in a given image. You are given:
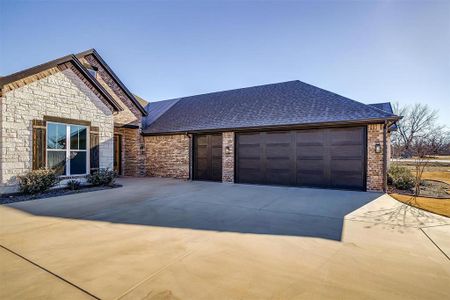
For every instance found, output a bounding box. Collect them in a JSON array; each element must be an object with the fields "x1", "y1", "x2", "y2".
[
  {"x1": 222, "y1": 132, "x2": 235, "y2": 183},
  {"x1": 367, "y1": 124, "x2": 385, "y2": 191}
]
